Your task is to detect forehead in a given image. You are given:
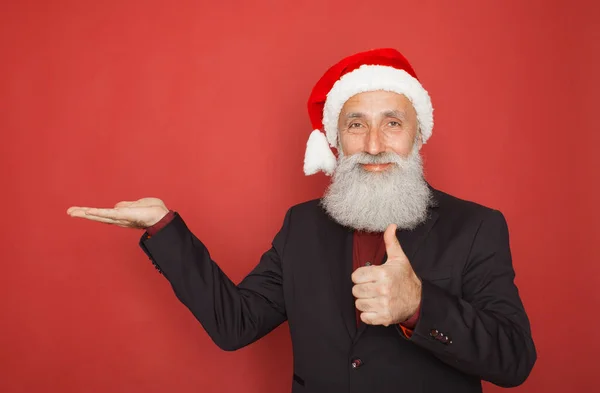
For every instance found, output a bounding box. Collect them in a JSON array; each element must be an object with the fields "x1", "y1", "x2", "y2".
[{"x1": 340, "y1": 90, "x2": 415, "y2": 114}]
